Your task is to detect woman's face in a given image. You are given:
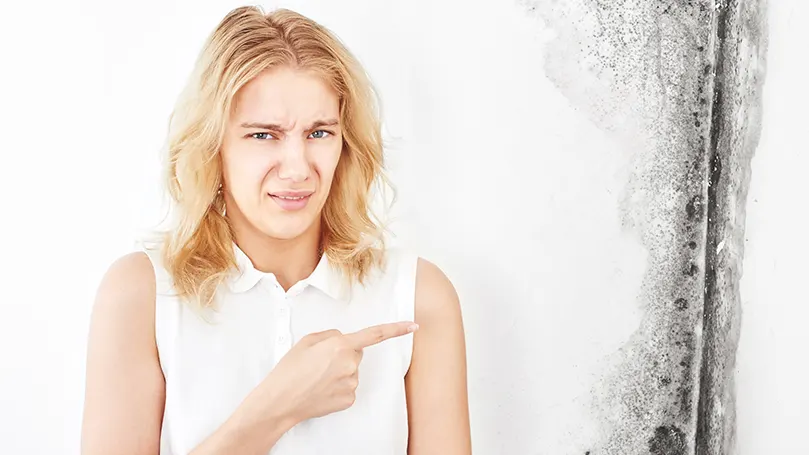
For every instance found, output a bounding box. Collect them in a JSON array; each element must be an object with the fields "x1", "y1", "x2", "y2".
[{"x1": 221, "y1": 66, "x2": 343, "y2": 241}]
